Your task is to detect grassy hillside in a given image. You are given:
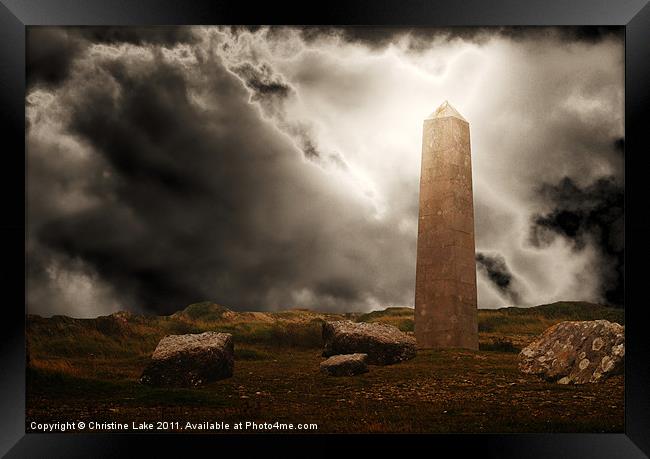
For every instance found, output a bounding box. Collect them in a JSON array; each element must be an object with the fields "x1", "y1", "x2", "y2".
[
  {"x1": 28, "y1": 306, "x2": 319, "y2": 374},
  {"x1": 27, "y1": 300, "x2": 623, "y2": 366},
  {"x1": 26, "y1": 300, "x2": 624, "y2": 433},
  {"x1": 357, "y1": 307, "x2": 415, "y2": 331},
  {"x1": 478, "y1": 301, "x2": 624, "y2": 333},
  {"x1": 356, "y1": 301, "x2": 623, "y2": 332}
]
